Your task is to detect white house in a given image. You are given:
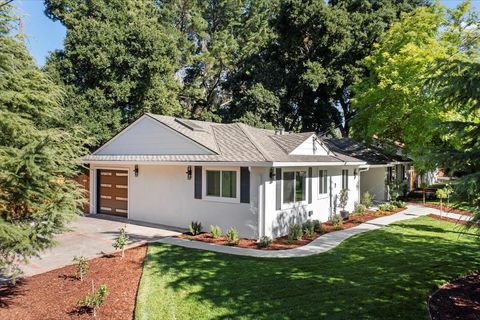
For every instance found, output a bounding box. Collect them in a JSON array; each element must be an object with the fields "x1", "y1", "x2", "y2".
[{"x1": 82, "y1": 113, "x2": 409, "y2": 239}]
